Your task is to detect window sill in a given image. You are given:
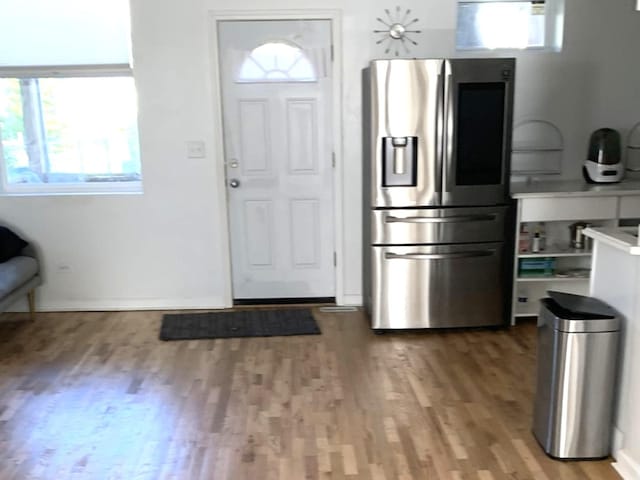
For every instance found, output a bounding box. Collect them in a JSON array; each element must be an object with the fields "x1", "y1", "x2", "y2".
[
  {"x1": 0, "y1": 181, "x2": 143, "y2": 196},
  {"x1": 455, "y1": 46, "x2": 562, "y2": 54}
]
